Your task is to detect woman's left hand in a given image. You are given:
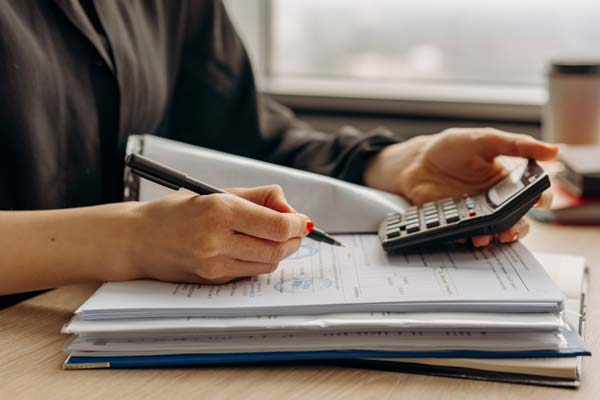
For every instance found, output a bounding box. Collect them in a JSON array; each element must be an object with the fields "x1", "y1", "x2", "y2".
[{"x1": 363, "y1": 128, "x2": 558, "y2": 247}]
